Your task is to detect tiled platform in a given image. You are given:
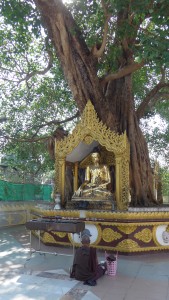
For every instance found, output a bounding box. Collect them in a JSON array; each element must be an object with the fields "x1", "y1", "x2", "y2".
[{"x1": 1, "y1": 225, "x2": 169, "y2": 300}]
